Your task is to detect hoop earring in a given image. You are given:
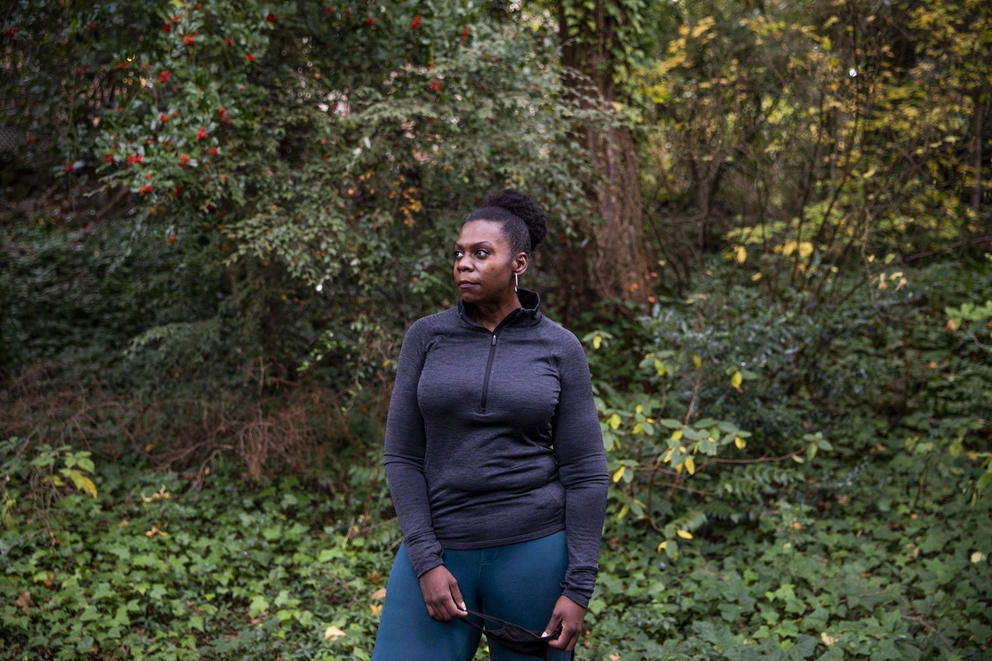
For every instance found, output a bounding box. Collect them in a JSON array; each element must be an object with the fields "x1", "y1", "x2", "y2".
[{"x1": 515, "y1": 273, "x2": 519, "y2": 292}]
